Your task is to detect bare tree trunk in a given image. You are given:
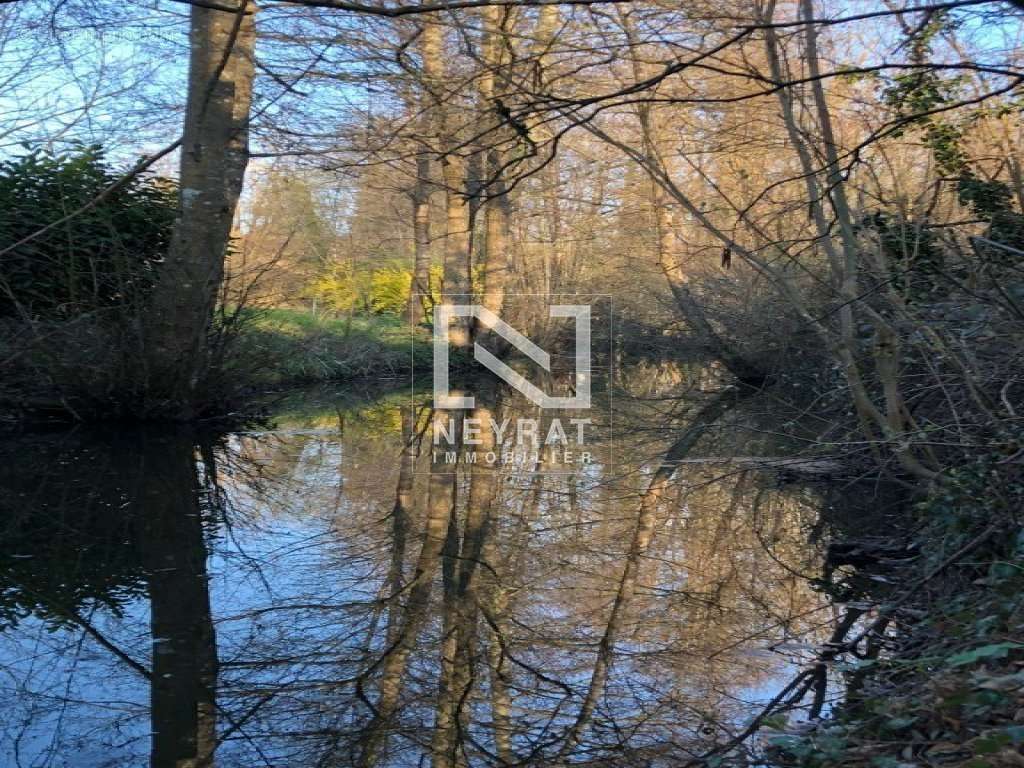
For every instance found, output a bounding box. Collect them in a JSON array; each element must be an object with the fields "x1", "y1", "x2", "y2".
[
  {"x1": 765, "y1": 0, "x2": 937, "y2": 479},
  {"x1": 481, "y1": 176, "x2": 510, "y2": 318},
  {"x1": 407, "y1": 20, "x2": 442, "y2": 327},
  {"x1": 533, "y1": 5, "x2": 560, "y2": 308},
  {"x1": 422, "y1": 21, "x2": 473, "y2": 348},
  {"x1": 476, "y1": 6, "x2": 511, "y2": 335},
  {"x1": 625, "y1": 10, "x2": 764, "y2": 384},
  {"x1": 762, "y1": 0, "x2": 884, "y2": 430},
  {"x1": 409, "y1": 152, "x2": 434, "y2": 326},
  {"x1": 146, "y1": 0, "x2": 256, "y2": 415},
  {"x1": 442, "y1": 154, "x2": 473, "y2": 347}
]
